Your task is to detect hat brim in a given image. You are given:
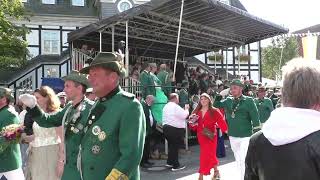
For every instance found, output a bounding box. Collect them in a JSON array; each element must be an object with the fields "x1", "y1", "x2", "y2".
[
  {"x1": 80, "y1": 62, "x2": 126, "y2": 77},
  {"x1": 62, "y1": 76, "x2": 90, "y2": 88},
  {"x1": 230, "y1": 83, "x2": 244, "y2": 87}
]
